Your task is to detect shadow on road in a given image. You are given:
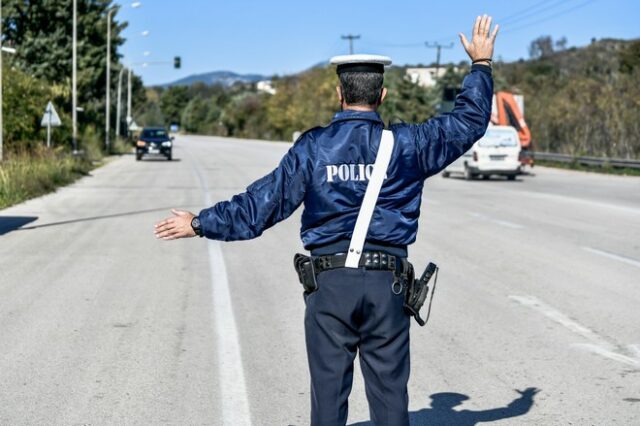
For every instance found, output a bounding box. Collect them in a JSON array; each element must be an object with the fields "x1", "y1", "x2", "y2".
[
  {"x1": 349, "y1": 387, "x2": 539, "y2": 426},
  {"x1": 448, "y1": 176, "x2": 525, "y2": 183},
  {"x1": 138, "y1": 157, "x2": 182, "y2": 162},
  {"x1": 2, "y1": 207, "x2": 195, "y2": 233},
  {"x1": 0, "y1": 216, "x2": 38, "y2": 236}
]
